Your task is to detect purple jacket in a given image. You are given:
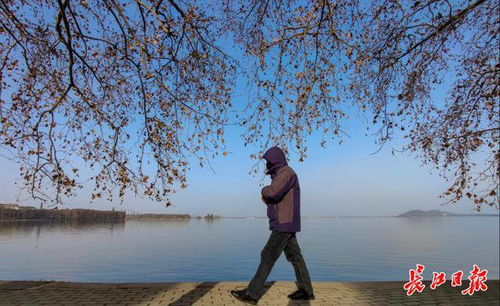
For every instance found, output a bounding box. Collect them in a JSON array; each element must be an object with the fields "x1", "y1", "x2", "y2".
[{"x1": 261, "y1": 147, "x2": 301, "y2": 232}]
